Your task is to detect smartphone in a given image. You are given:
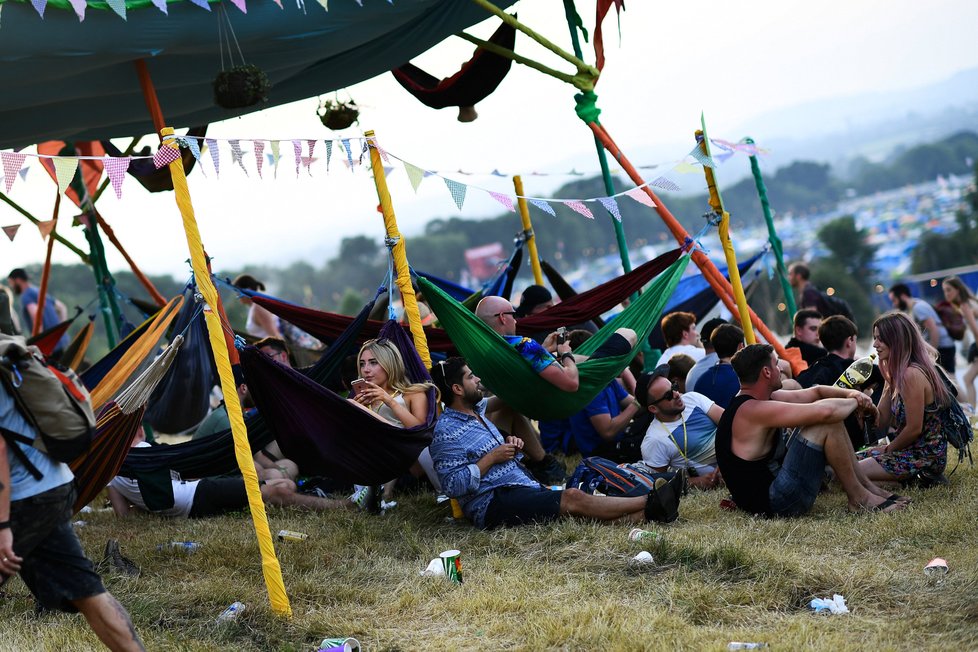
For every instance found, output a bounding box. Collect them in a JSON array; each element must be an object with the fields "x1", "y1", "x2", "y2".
[
  {"x1": 556, "y1": 326, "x2": 567, "y2": 344},
  {"x1": 350, "y1": 378, "x2": 367, "y2": 397}
]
